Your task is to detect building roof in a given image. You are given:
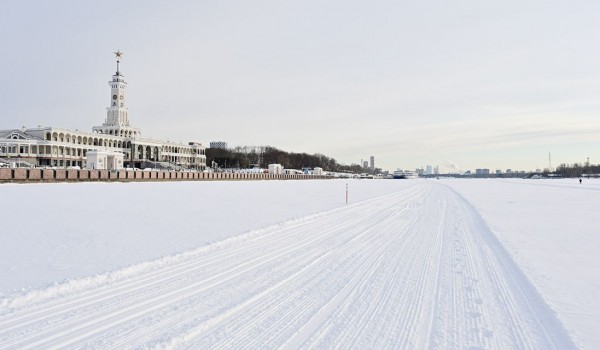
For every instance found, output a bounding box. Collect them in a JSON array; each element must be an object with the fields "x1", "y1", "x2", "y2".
[{"x1": 0, "y1": 129, "x2": 44, "y2": 141}]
